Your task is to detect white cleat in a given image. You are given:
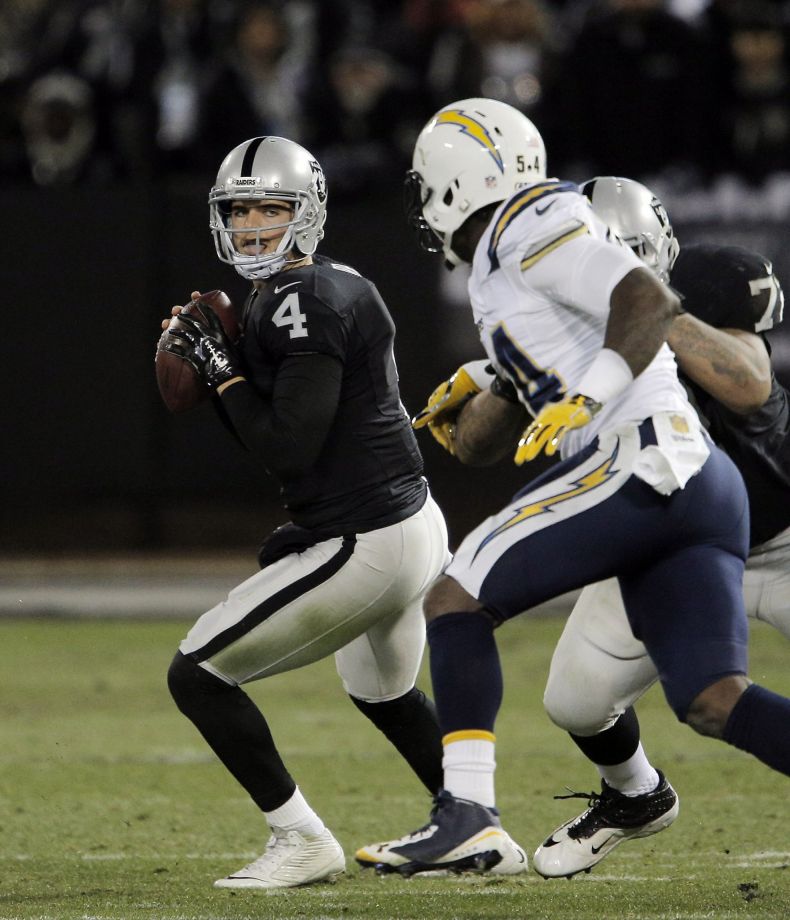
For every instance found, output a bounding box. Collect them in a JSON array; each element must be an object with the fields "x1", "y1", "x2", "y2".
[
  {"x1": 533, "y1": 771, "x2": 679, "y2": 879},
  {"x1": 214, "y1": 827, "x2": 345, "y2": 889}
]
